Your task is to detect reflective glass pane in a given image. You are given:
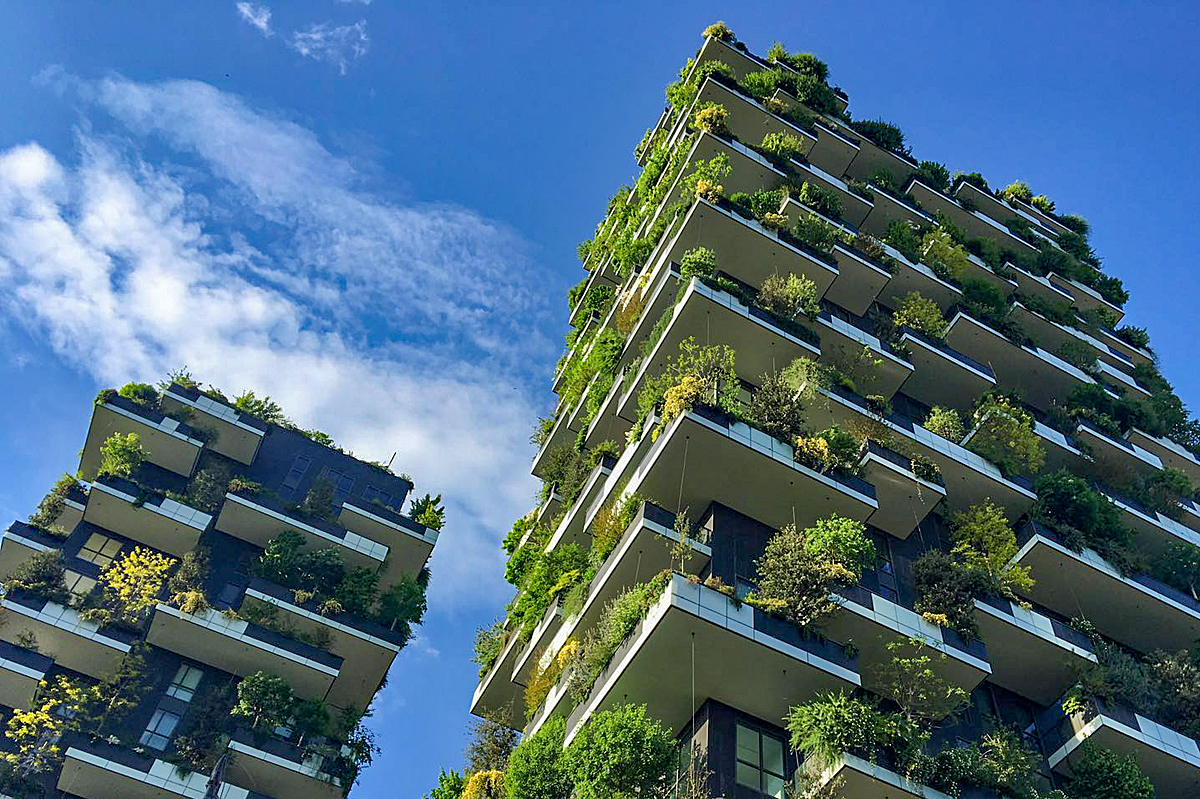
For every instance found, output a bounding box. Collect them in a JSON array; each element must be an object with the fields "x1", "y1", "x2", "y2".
[
  {"x1": 762, "y1": 734, "x2": 784, "y2": 776},
  {"x1": 736, "y1": 724, "x2": 759, "y2": 766},
  {"x1": 736, "y1": 762, "x2": 759, "y2": 790}
]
